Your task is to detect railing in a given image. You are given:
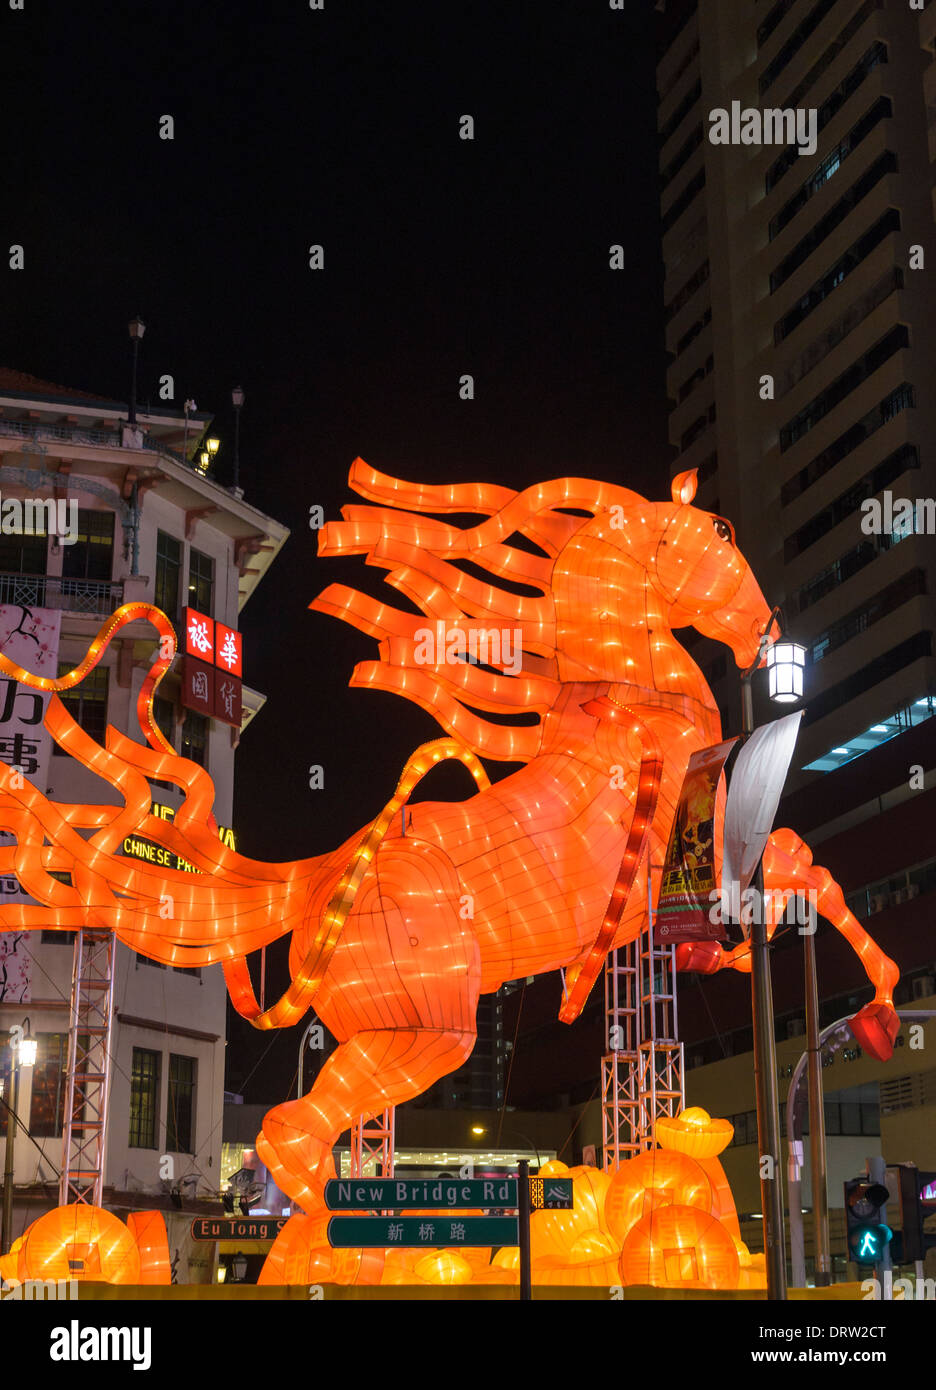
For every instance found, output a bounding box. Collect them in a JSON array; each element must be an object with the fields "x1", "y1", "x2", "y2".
[
  {"x1": 0, "y1": 416, "x2": 214, "y2": 480},
  {"x1": 0, "y1": 572, "x2": 124, "y2": 615}
]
